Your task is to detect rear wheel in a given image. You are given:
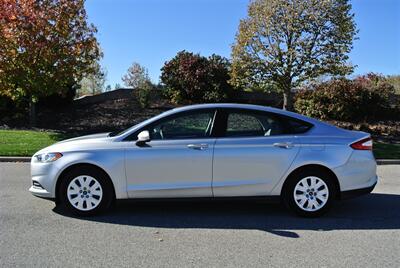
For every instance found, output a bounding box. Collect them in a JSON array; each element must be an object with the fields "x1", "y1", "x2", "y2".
[
  {"x1": 283, "y1": 169, "x2": 336, "y2": 217},
  {"x1": 59, "y1": 167, "x2": 114, "y2": 216}
]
